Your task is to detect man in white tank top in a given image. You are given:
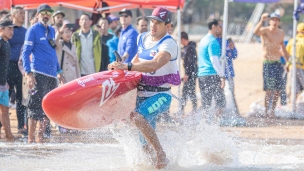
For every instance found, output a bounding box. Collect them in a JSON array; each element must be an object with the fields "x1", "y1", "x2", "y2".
[{"x1": 108, "y1": 7, "x2": 180, "y2": 170}]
